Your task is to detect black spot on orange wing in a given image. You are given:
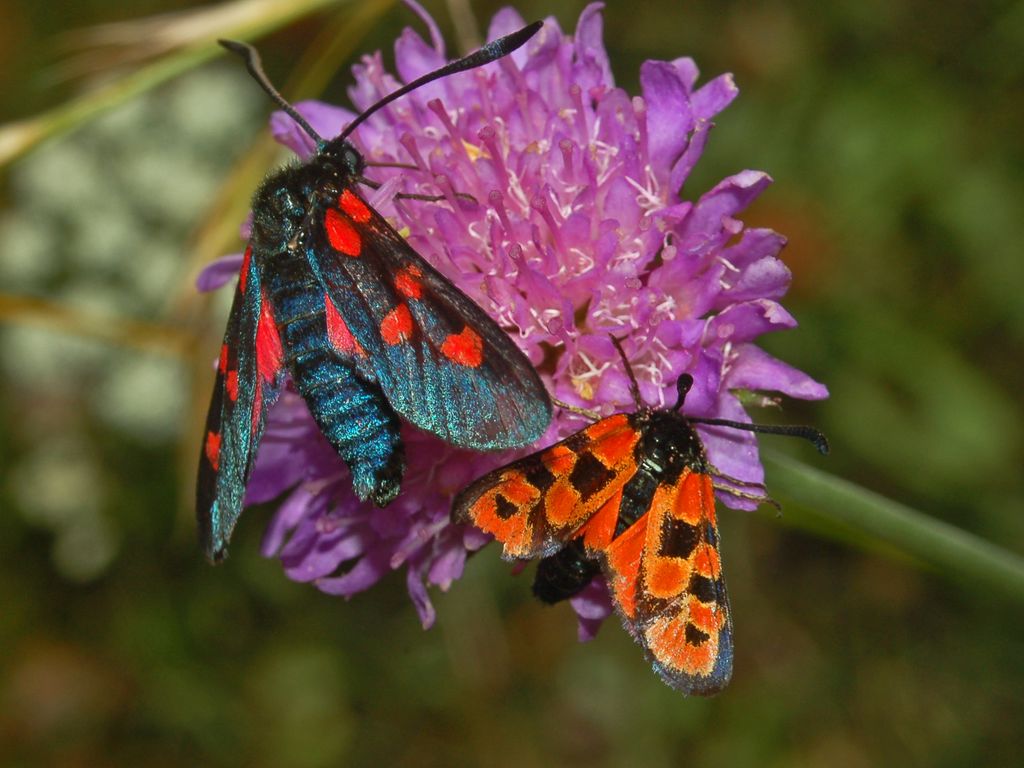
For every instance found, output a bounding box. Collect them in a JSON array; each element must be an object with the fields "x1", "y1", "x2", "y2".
[
  {"x1": 687, "y1": 572, "x2": 718, "y2": 605},
  {"x1": 495, "y1": 494, "x2": 519, "y2": 520},
  {"x1": 568, "y1": 452, "x2": 616, "y2": 501},
  {"x1": 614, "y1": 469, "x2": 659, "y2": 538},
  {"x1": 524, "y1": 461, "x2": 556, "y2": 493},
  {"x1": 684, "y1": 624, "x2": 710, "y2": 646},
  {"x1": 658, "y1": 518, "x2": 701, "y2": 559},
  {"x1": 563, "y1": 429, "x2": 590, "y2": 454}
]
